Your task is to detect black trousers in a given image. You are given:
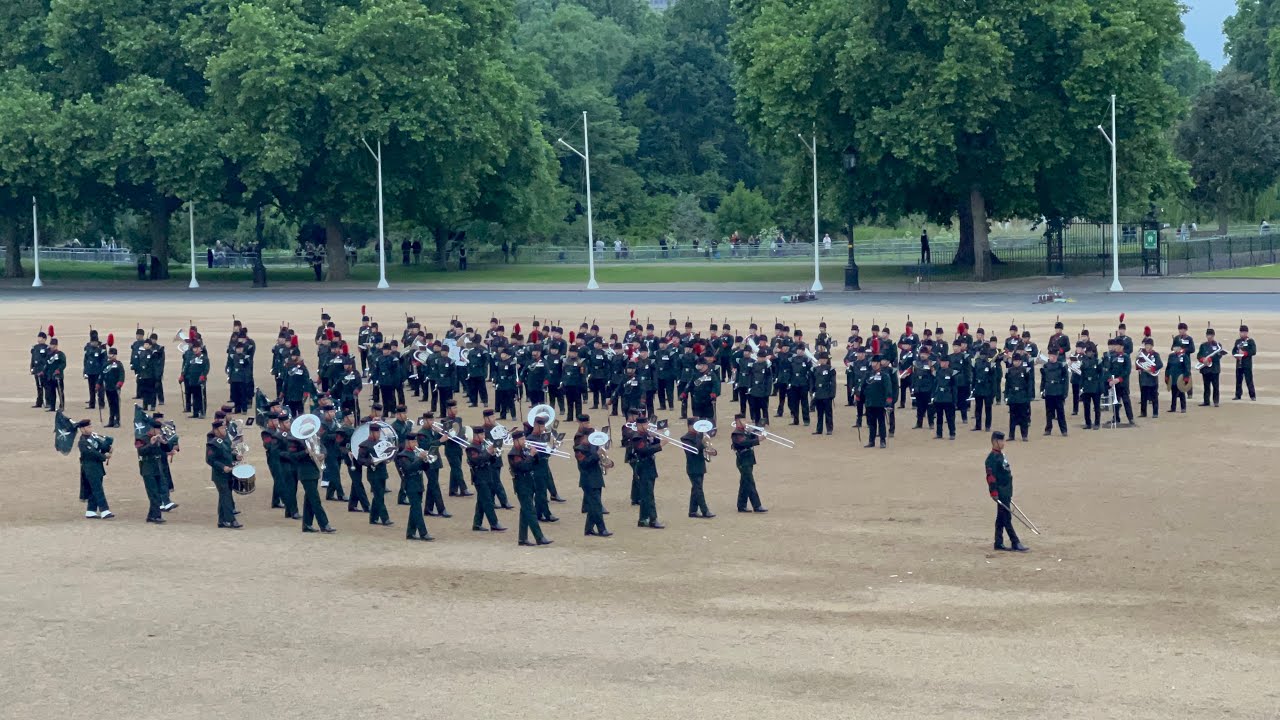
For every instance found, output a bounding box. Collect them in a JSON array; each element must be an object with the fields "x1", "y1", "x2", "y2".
[
  {"x1": 1043, "y1": 396, "x2": 1067, "y2": 433},
  {"x1": 230, "y1": 381, "x2": 251, "y2": 413},
  {"x1": 406, "y1": 489, "x2": 429, "y2": 538},
  {"x1": 447, "y1": 456, "x2": 468, "y2": 496},
  {"x1": 471, "y1": 478, "x2": 499, "y2": 529},
  {"x1": 86, "y1": 374, "x2": 103, "y2": 408},
  {"x1": 691, "y1": 401, "x2": 715, "y2": 424},
  {"x1": 956, "y1": 390, "x2": 970, "y2": 421},
  {"x1": 1170, "y1": 385, "x2": 1188, "y2": 412},
  {"x1": 495, "y1": 388, "x2": 516, "y2": 419},
  {"x1": 105, "y1": 391, "x2": 121, "y2": 426},
  {"x1": 934, "y1": 402, "x2": 955, "y2": 437},
  {"x1": 787, "y1": 386, "x2": 810, "y2": 423},
  {"x1": 914, "y1": 392, "x2": 934, "y2": 426},
  {"x1": 898, "y1": 378, "x2": 910, "y2": 407},
  {"x1": 466, "y1": 376, "x2": 487, "y2": 405},
  {"x1": 138, "y1": 377, "x2": 156, "y2": 410},
  {"x1": 1007, "y1": 402, "x2": 1030, "y2": 438},
  {"x1": 657, "y1": 378, "x2": 674, "y2": 409},
  {"x1": 688, "y1": 473, "x2": 709, "y2": 516},
  {"x1": 437, "y1": 387, "x2": 454, "y2": 414},
  {"x1": 563, "y1": 386, "x2": 583, "y2": 420},
  {"x1": 424, "y1": 467, "x2": 446, "y2": 515},
  {"x1": 973, "y1": 395, "x2": 994, "y2": 429},
  {"x1": 34, "y1": 374, "x2": 45, "y2": 405},
  {"x1": 378, "y1": 385, "x2": 397, "y2": 410},
  {"x1": 1071, "y1": 381, "x2": 1082, "y2": 413},
  {"x1": 736, "y1": 465, "x2": 762, "y2": 511},
  {"x1": 185, "y1": 383, "x2": 205, "y2": 417},
  {"x1": 324, "y1": 458, "x2": 345, "y2": 500},
  {"x1": 583, "y1": 487, "x2": 607, "y2": 534},
  {"x1": 1201, "y1": 373, "x2": 1220, "y2": 405},
  {"x1": 1082, "y1": 392, "x2": 1101, "y2": 427},
  {"x1": 1139, "y1": 385, "x2": 1159, "y2": 416},
  {"x1": 367, "y1": 472, "x2": 389, "y2": 524},
  {"x1": 527, "y1": 387, "x2": 545, "y2": 406},
  {"x1": 142, "y1": 472, "x2": 164, "y2": 520},
  {"x1": 83, "y1": 470, "x2": 109, "y2": 513},
  {"x1": 1235, "y1": 365, "x2": 1256, "y2": 399},
  {"x1": 866, "y1": 407, "x2": 887, "y2": 444},
  {"x1": 589, "y1": 378, "x2": 606, "y2": 407},
  {"x1": 813, "y1": 397, "x2": 833, "y2": 432},
  {"x1": 995, "y1": 501, "x2": 1021, "y2": 547},
  {"x1": 347, "y1": 463, "x2": 370, "y2": 512},
  {"x1": 636, "y1": 475, "x2": 658, "y2": 525},
  {"x1": 748, "y1": 395, "x2": 768, "y2": 425},
  {"x1": 1111, "y1": 385, "x2": 1134, "y2": 423},
  {"x1": 773, "y1": 384, "x2": 788, "y2": 416},
  {"x1": 44, "y1": 376, "x2": 65, "y2": 410},
  {"x1": 300, "y1": 478, "x2": 329, "y2": 529}
]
